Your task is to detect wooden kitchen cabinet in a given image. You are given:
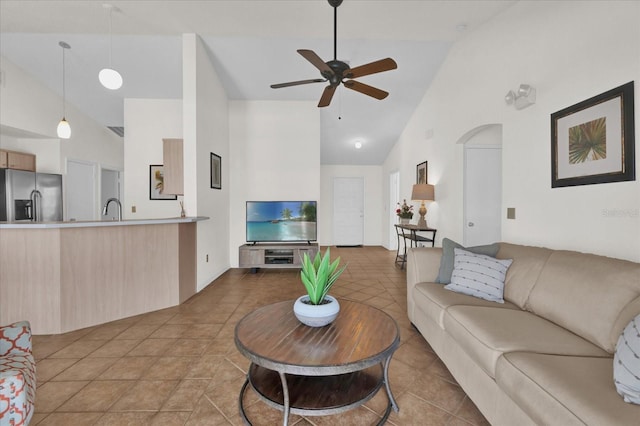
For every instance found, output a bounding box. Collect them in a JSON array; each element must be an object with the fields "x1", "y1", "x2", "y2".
[
  {"x1": 0, "y1": 149, "x2": 36, "y2": 171},
  {"x1": 162, "y1": 138, "x2": 183, "y2": 195}
]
